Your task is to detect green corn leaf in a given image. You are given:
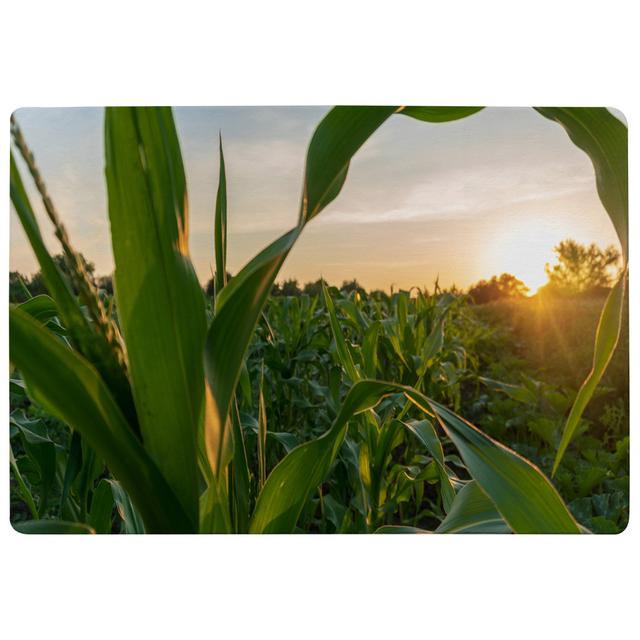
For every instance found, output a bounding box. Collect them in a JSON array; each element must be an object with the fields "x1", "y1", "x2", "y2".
[
  {"x1": 105, "y1": 107, "x2": 206, "y2": 525},
  {"x1": 205, "y1": 227, "x2": 300, "y2": 475},
  {"x1": 362, "y1": 321, "x2": 380, "y2": 378},
  {"x1": 418, "y1": 315, "x2": 445, "y2": 375},
  {"x1": 13, "y1": 520, "x2": 96, "y2": 534},
  {"x1": 9, "y1": 447, "x2": 39, "y2": 521},
  {"x1": 402, "y1": 419, "x2": 455, "y2": 512},
  {"x1": 399, "y1": 106, "x2": 484, "y2": 123},
  {"x1": 552, "y1": 273, "x2": 626, "y2": 475},
  {"x1": 107, "y1": 480, "x2": 145, "y2": 534},
  {"x1": 10, "y1": 306, "x2": 193, "y2": 533},
  {"x1": 10, "y1": 414, "x2": 57, "y2": 516},
  {"x1": 250, "y1": 380, "x2": 401, "y2": 533},
  {"x1": 214, "y1": 133, "x2": 228, "y2": 301},
  {"x1": 534, "y1": 108, "x2": 628, "y2": 473},
  {"x1": 300, "y1": 106, "x2": 398, "y2": 223},
  {"x1": 534, "y1": 107, "x2": 627, "y2": 258},
  {"x1": 10, "y1": 153, "x2": 136, "y2": 427},
  {"x1": 323, "y1": 283, "x2": 360, "y2": 382},
  {"x1": 435, "y1": 481, "x2": 511, "y2": 533},
  {"x1": 199, "y1": 474, "x2": 232, "y2": 534},
  {"x1": 17, "y1": 294, "x2": 59, "y2": 324},
  {"x1": 88, "y1": 479, "x2": 115, "y2": 534},
  {"x1": 60, "y1": 430, "x2": 83, "y2": 515},
  {"x1": 404, "y1": 393, "x2": 580, "y2": 533},
  {"x1": 375, "y1": 525, "x2": 430, "y2": 534},
  {"x1": 10, "y1": 153, "x2": 87, "y2": 339},
  {"x1": 229, "y1": 399, "x2": 251, "y2": 533},
  {"x1": 257, "y1": 365, "x2": 268, "y2": 490},
  {"x1": 478, "y1": 376, "x2": 538, "y2": 405}
]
